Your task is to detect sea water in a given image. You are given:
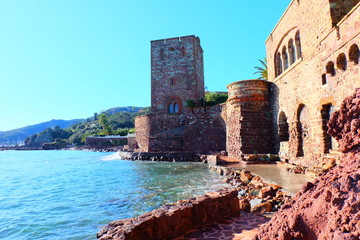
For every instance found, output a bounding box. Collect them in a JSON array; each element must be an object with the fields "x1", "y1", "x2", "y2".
[{"x1": 0, "y1": 150, "x2": 228, "y2": 240}]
